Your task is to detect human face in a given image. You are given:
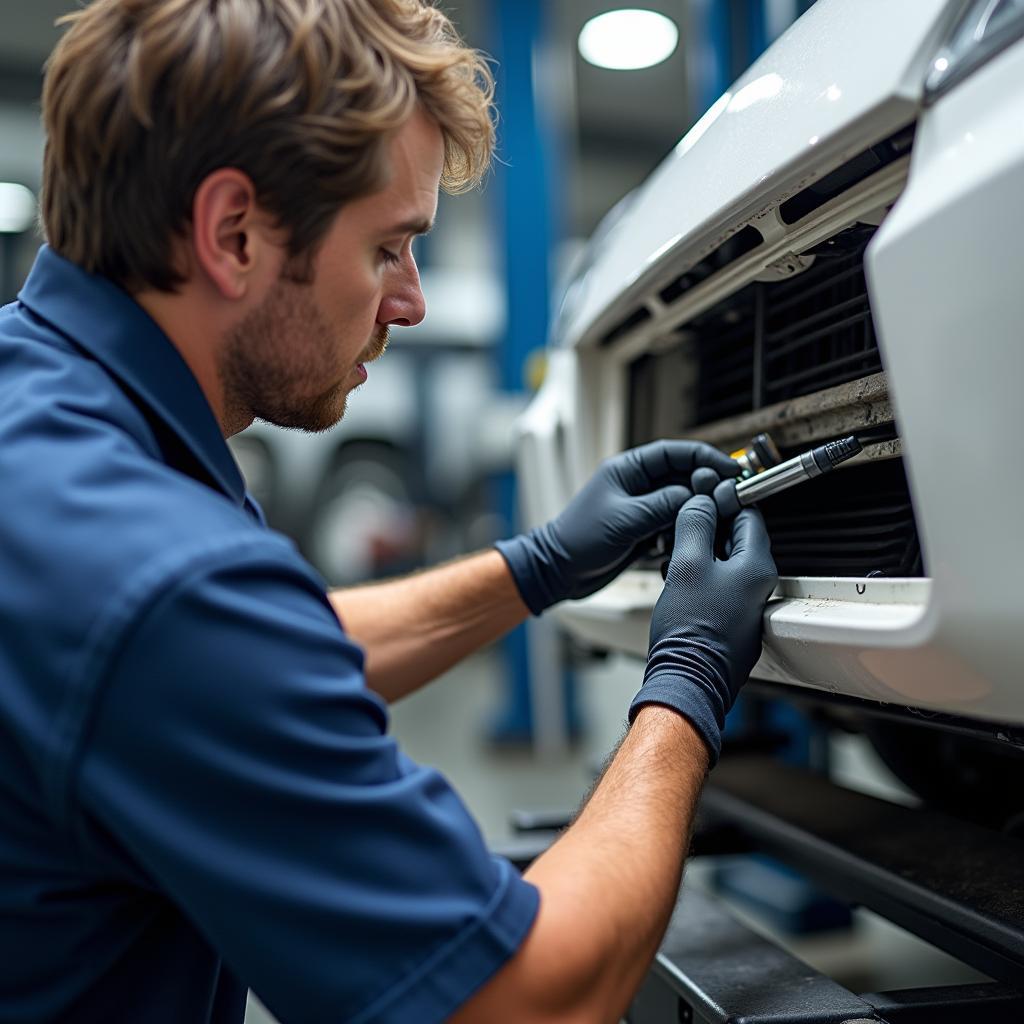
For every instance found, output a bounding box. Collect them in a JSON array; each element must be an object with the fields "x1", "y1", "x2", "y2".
[{"x1": 220, "y1": 109, "x2": 442, "y2": 433}]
